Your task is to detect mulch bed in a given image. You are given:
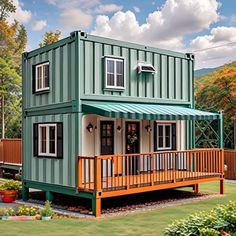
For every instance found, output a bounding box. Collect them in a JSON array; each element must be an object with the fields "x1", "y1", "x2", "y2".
[{"x1": 26, "y1": 188, "x2": 210, "y2": 216}]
